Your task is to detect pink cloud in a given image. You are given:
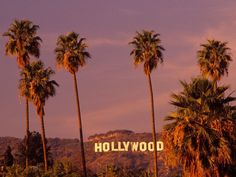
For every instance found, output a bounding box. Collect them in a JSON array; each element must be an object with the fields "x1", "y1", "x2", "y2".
[
  {"x1": 89, "y1": 36, "x2": 131, "y2": 47},
  {"x1": 118, "y1": 8, "x2": 142, "y2": 16}
]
